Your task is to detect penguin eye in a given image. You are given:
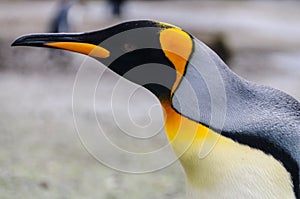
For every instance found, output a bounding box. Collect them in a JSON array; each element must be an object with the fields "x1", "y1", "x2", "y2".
[{"x1": 122, "y1": 43, "x2": 136, "y2": 52}]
